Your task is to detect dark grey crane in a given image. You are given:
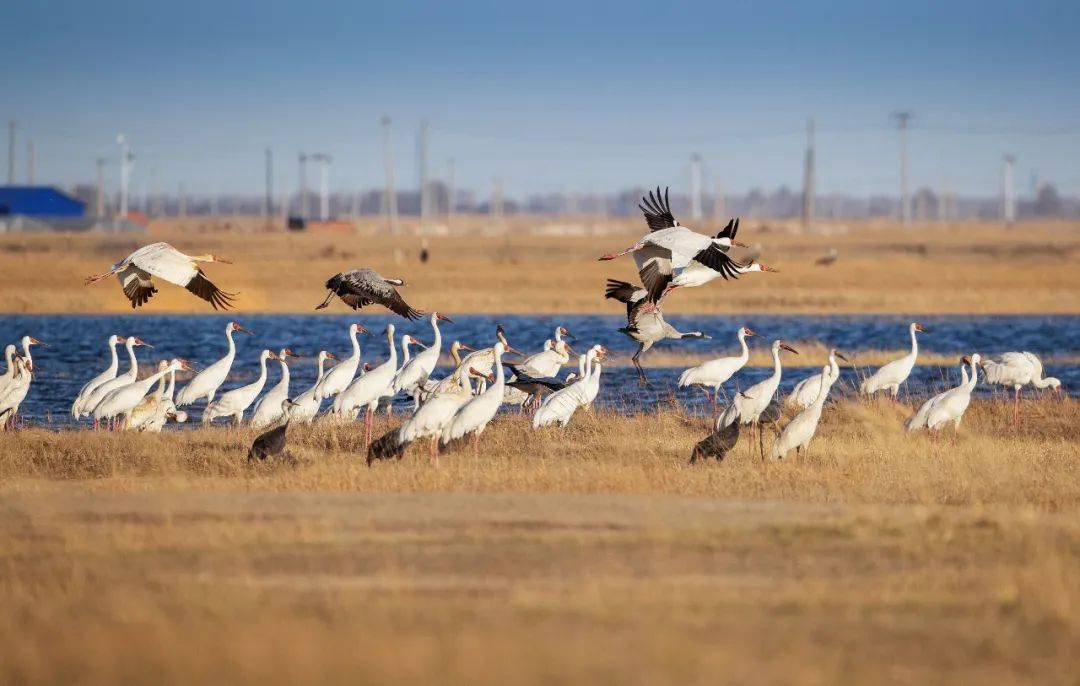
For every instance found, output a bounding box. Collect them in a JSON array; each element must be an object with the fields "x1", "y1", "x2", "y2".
[
  {"x1": 604, "y1": 279, "x2": 710, "y2": 385},
  {"x1": 689, "y1": 401, "x2": 741, "y2": 464},
  {"x1": 315, "y1": 268, "x2": 423, "y2": 320},
  {"x1": 248, "y1": 399, "x2": 298, "y2": 462}
]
